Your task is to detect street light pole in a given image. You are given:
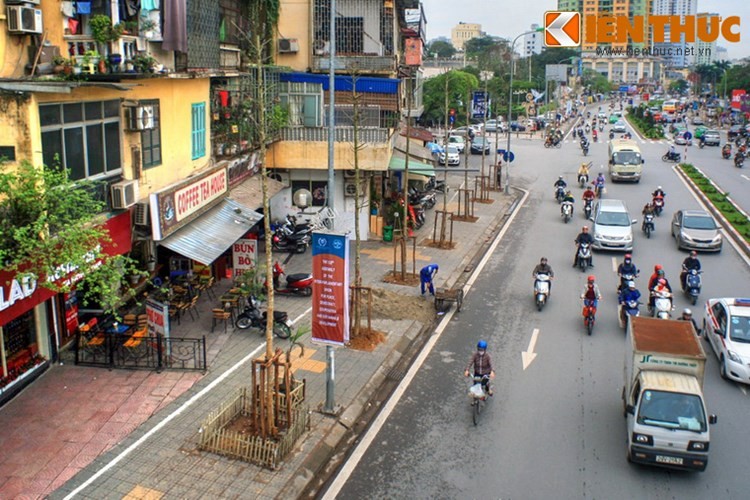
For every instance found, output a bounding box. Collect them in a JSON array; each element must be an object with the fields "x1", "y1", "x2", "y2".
[{"x1": 505, "y1": 28, "x2": 541, "y2": 194}]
